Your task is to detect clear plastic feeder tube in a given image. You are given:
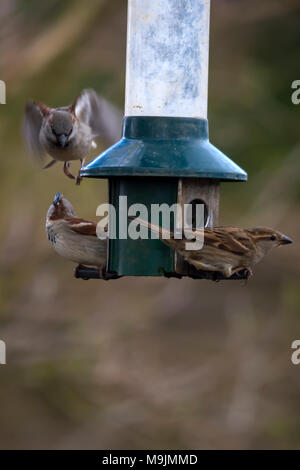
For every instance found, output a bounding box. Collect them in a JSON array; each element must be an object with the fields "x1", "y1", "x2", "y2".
[{"x1": 125, "y1": 0, "x2": 210, "y2": 118}]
